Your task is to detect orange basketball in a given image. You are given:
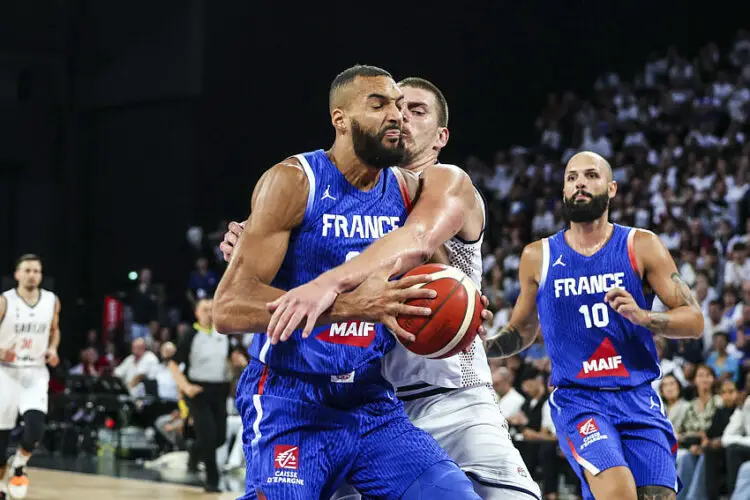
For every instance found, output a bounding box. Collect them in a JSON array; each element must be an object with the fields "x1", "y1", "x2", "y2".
[{"x1": 395, "y1": 263, "x2": 483, "y2": 359}]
